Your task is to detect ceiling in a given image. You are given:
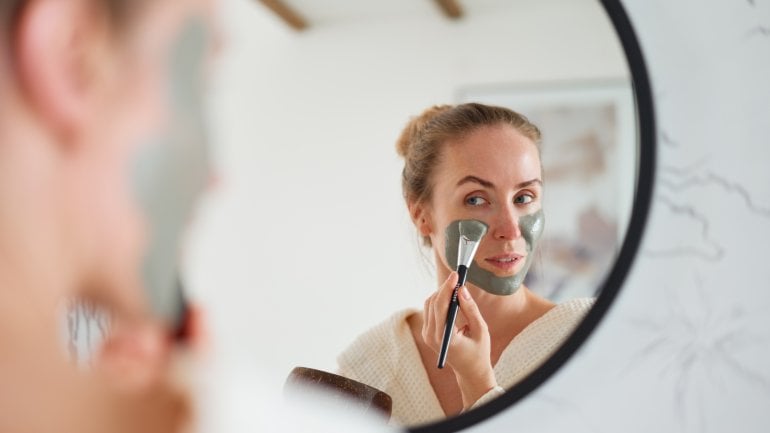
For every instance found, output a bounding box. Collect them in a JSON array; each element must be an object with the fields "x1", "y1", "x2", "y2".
[{"x1": 252, "y1": 0, "x2": 515, "y2": 30}]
